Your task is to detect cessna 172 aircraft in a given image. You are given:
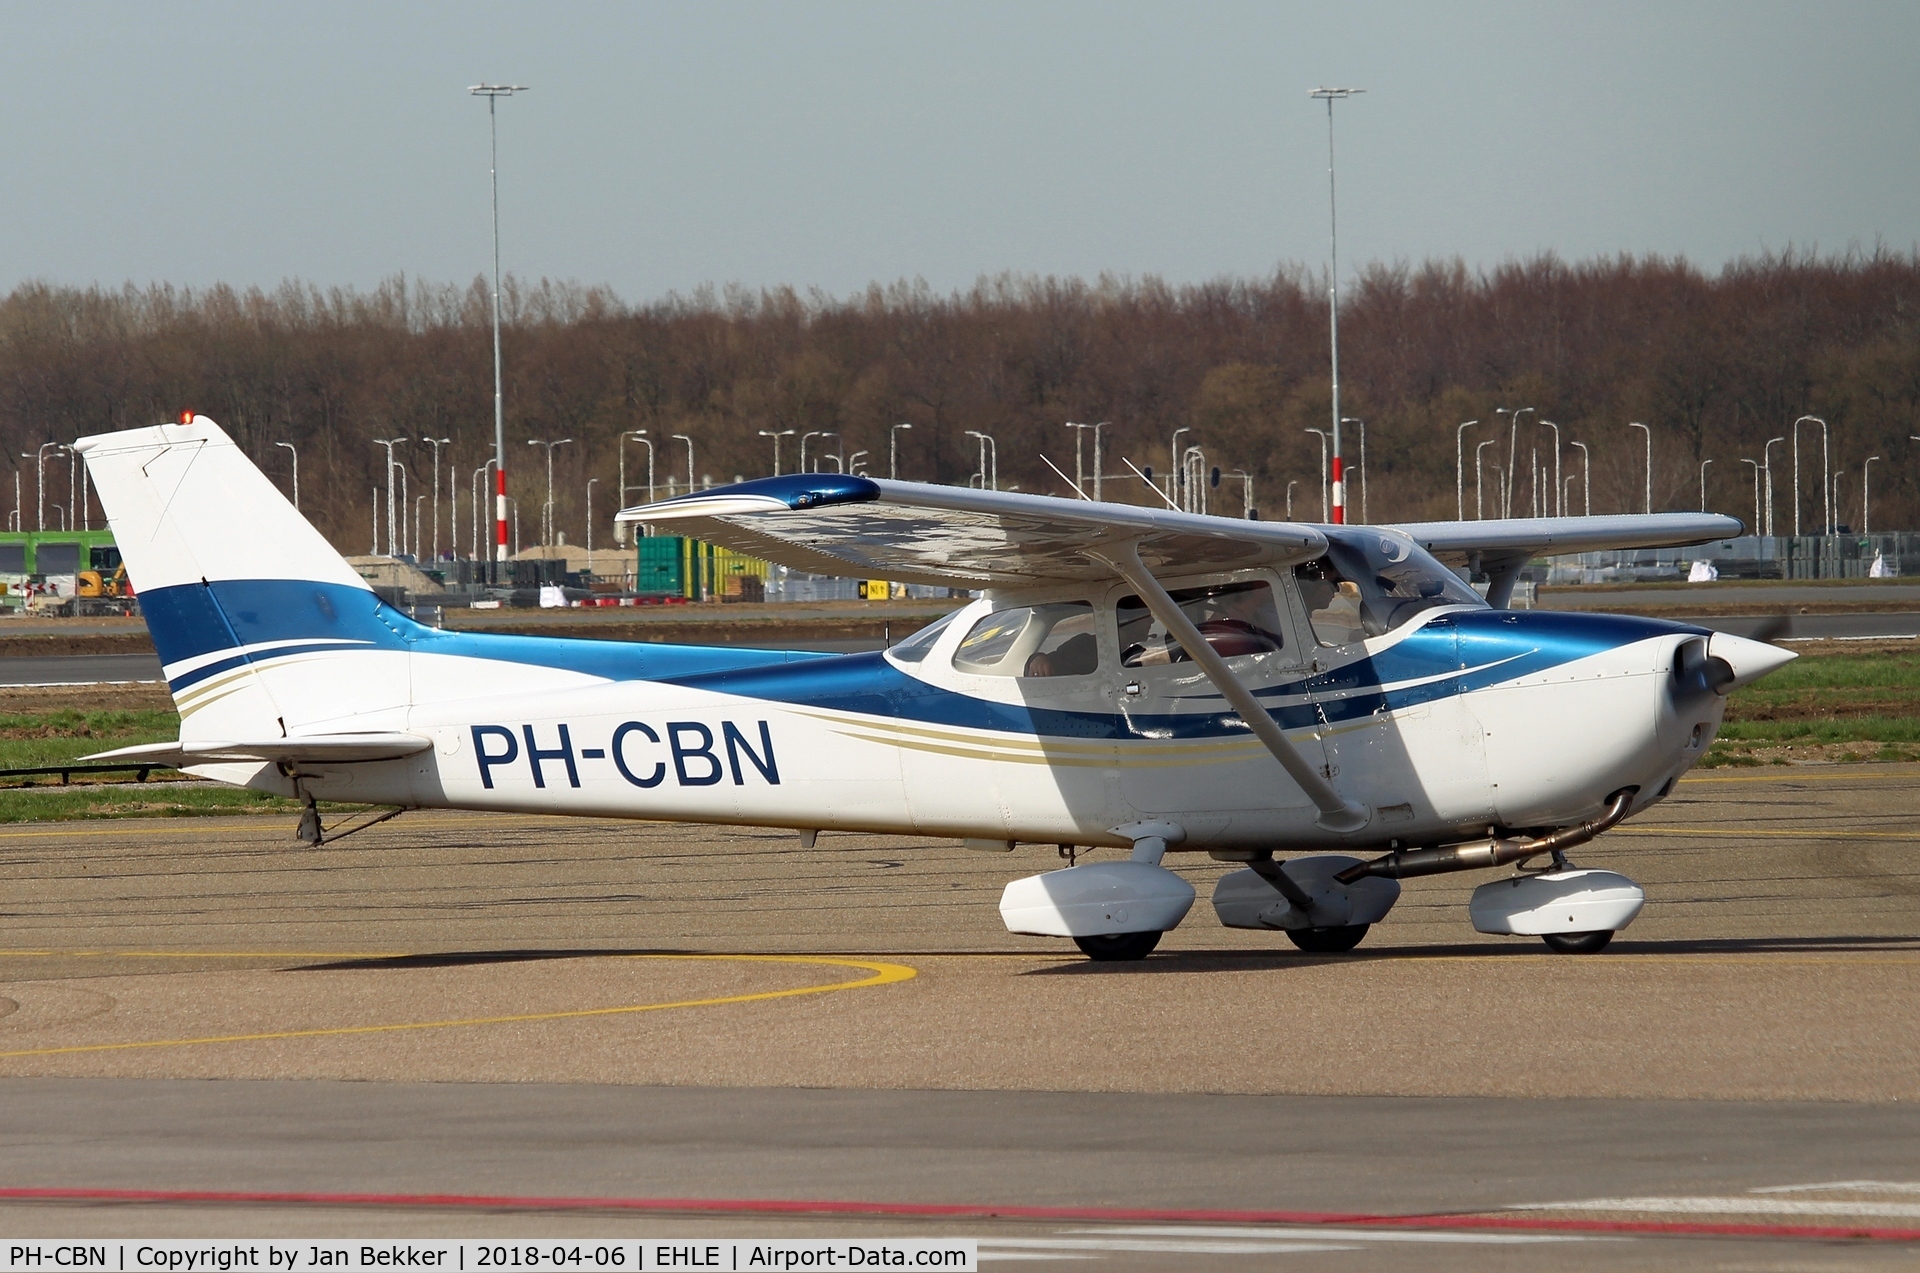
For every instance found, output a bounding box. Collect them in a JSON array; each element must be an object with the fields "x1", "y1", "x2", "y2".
[{"x1": 79, "y1": 416, "x2": 1793, "y2": 959}]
